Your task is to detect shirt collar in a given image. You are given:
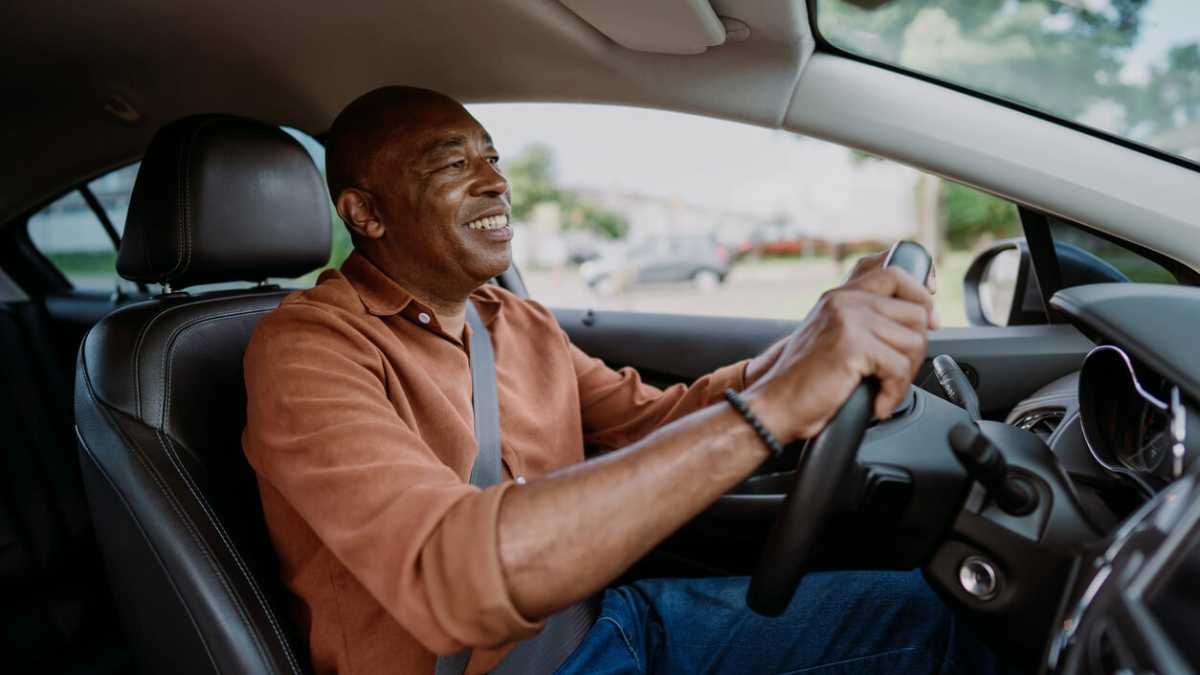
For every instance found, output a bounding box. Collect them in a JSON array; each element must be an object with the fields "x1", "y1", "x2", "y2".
[{"x1": 340, "y1": 250, "x2": 503, "y2": 326}]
